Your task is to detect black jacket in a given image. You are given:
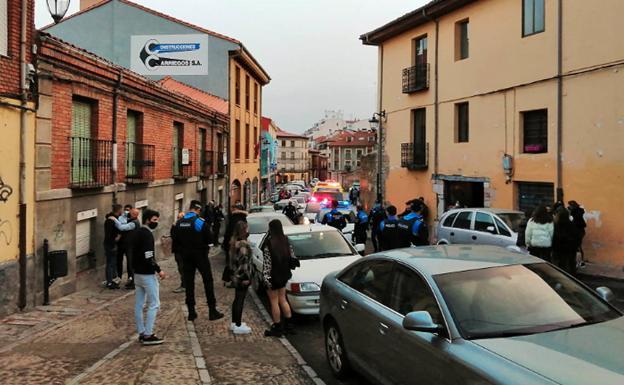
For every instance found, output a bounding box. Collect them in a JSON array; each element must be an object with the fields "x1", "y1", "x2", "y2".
[
  {"x1": 132, "y1": 227, "x2": 161, "y2": 275},
  {"x1": 104, "y1": 212, "x2": 119, "y2": 247},
  {"x1": 222, "y1": 210, "x2": 248, "y2": 252},
  {"x1": 553, "y1": 222, "x2": 581, "y2": 253}
]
